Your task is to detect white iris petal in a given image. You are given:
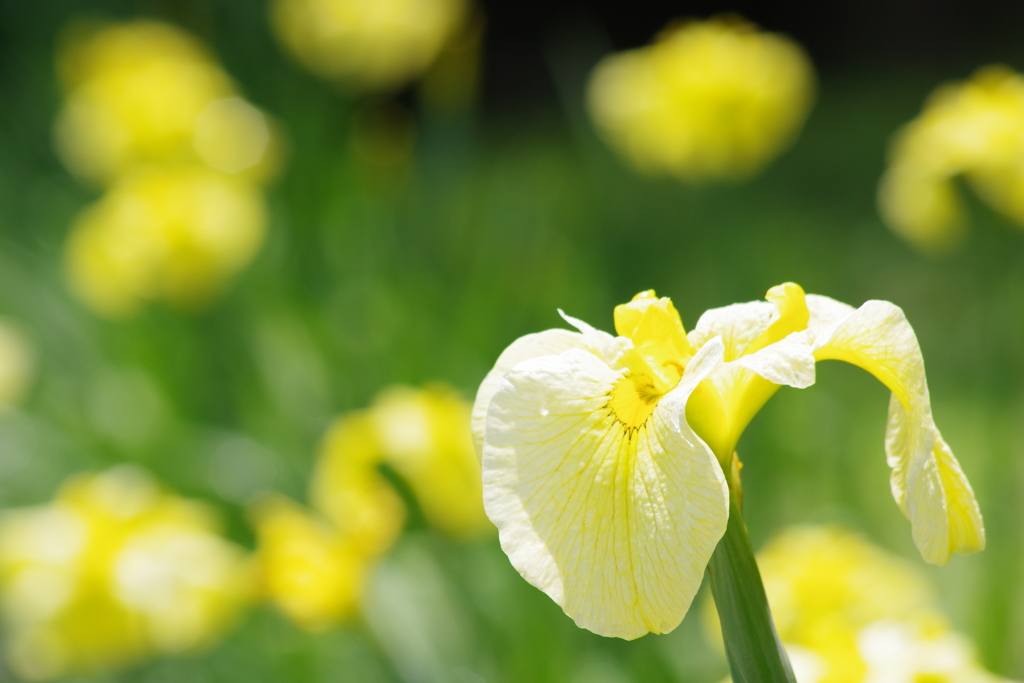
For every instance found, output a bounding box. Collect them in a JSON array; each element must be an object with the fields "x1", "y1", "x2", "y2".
[{"x1": 482, "y1": 336, "x2": 728, "y2": 639}]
